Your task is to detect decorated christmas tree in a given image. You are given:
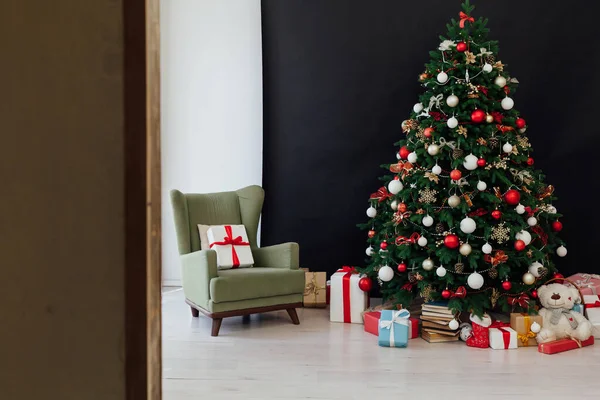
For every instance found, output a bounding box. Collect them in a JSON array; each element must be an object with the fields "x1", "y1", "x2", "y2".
[{"x1": 358, "y1": 0, "x2": 567, "y2": 317}]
